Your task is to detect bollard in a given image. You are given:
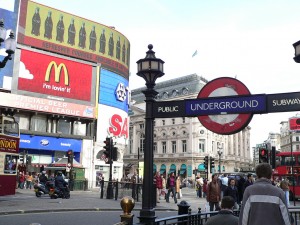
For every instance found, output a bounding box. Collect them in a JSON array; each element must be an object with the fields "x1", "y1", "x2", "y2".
[
  {"x1": 115, "y1": 180, "x2": 119, "y2": 200},
  {"x1": 120, "y1": 196, "x2": 135, "y2": 225},
  {"x1": 177, "y1": 200, "x2": 190, "y2": 225},
  {"x1": 100, "y1": 180, "x2": 104, "y2": 199}
]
